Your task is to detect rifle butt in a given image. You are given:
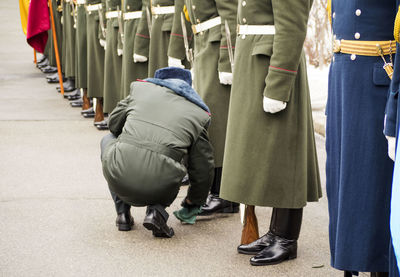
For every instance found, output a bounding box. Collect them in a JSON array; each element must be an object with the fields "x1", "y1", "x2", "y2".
[{"x1": 240, "y1": 205, "x2": 259, "y2": 245}]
